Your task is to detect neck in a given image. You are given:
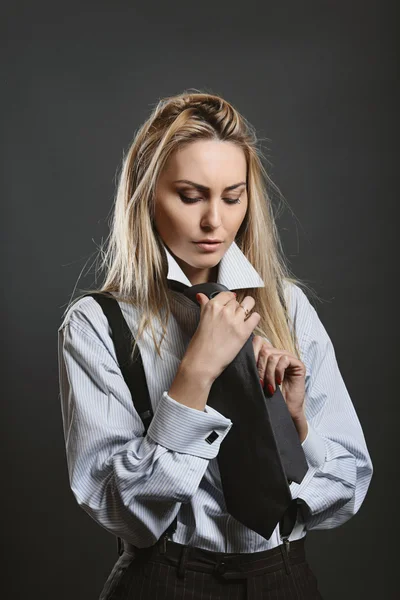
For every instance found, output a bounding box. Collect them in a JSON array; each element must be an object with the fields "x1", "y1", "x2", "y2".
[{"x1": 181, "y1": 260, "x2": 219, "y2": 286}]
